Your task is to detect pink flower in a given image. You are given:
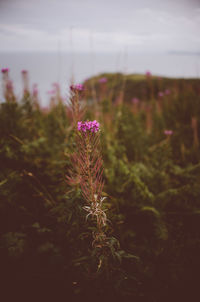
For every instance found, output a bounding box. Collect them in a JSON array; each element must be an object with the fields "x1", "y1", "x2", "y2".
[
  {"x1": 6, "y1": 80, "x2": 13, "y2": 90},
  {"x1": 77, "y1": 120, "x2": 100, "y2": 133},
  {"x1": 132, "y1": 97, "x2": 139, "y2": 104},
  {"x1": 1, "y1": 68, "x2": 9, "y2": 73},
  {"x1": 47, "y1": 90, "x2": 56, "y2": 95},
  {"x1": 145, "y1": 70, "x2": 152, "y2": 77},
  {"x1": 21, "y1": 70, "x2": 28, "y2": 74},
  {"x1": 52, "y1": 82, "x2": 60, "y2": 89},
  {"x1": 99, "y1": 77, "x2": 107, "y2": 83},
  {"x1": 70, "y1": 84, "x2": 84, "y2": 92},
  {"x1": 158, "y1": 92, "x2": 164, "y2": 97},
  {"x1": 165, "y1": 89, "x2": 171, "y2": 95},
  {"x1": 32, "y1": 84, "x2": 38, "y2": 97},
  {"x1": 164, "y1": 130, "x2": 173, "y2": 136}
]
